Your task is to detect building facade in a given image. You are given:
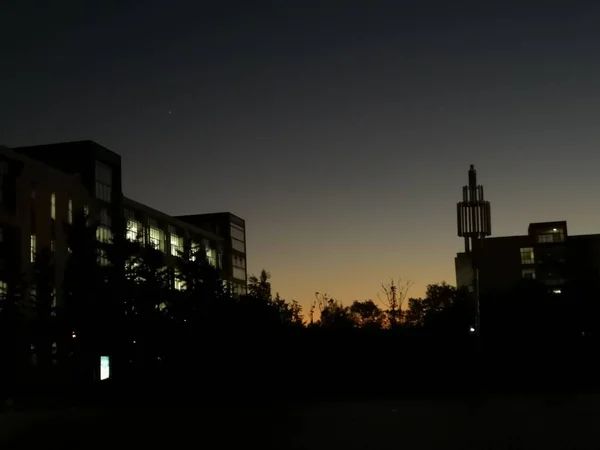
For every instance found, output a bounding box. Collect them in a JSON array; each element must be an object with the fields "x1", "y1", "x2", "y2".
[
  {"x1": 0, "y1": 146, "x2": 91, "y2": 314},
  {"x1": 454, "y1": 165, "x2": 600, "y2": 297},
  {"x1": 1, "y1": 141, "x2": 247, "y2": 312},
  {"x1": 176, "y1": 212, "x2": 248, "y2": 295}
]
